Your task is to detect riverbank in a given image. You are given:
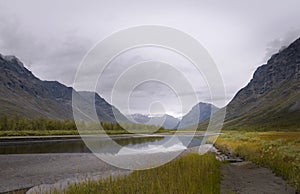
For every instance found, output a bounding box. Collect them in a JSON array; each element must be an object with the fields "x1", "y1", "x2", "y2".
[
  {"x1": 0, "y1": 133, "x2": 170, "y2": 142},
  {"x1": 27, "y1": 151, "x2": 220, "y2": 194},
  {"x1": 1, "y1": 141, "x2": 296, "y2": 193},
  {"x1": 0, "y1": 130, "x2": 170, "y2": 137},
  {"x1": 0, "y1": 153, "x2": 130, "y2": 193},
  {"x1": 0, "y1": 131, "x2": 222, "y2": 143},
  {"x1": 214, "y1": 131, "x2": 300, "y2": 192},
  {"x1": 0, "y1": 144, "x2": 213, "y2": 193},
  {"x1": 0, "y1": 133, "x2": 209, "y2": 193}
]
